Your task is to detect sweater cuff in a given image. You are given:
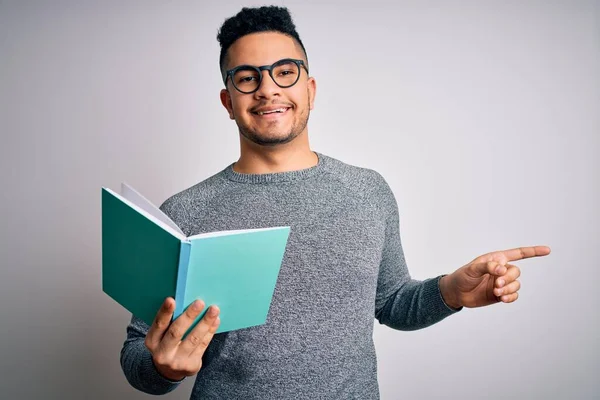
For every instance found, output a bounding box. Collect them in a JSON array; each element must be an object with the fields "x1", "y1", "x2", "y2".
[
  {"x1": 434, "y1": 275, "x2": 463, "y2": 313},
  {"x1": 140, "y1": 349, "x2": 185, "y2": 391}
]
